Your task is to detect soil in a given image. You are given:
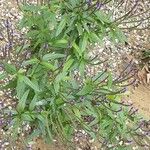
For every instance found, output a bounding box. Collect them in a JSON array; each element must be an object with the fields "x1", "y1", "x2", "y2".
[
  {"x1": 32, "y1": 138, "x2": 66, "y2": 150},
  {"x1": 129, "y1": 85, "x2": 150, "y2": 119}
]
